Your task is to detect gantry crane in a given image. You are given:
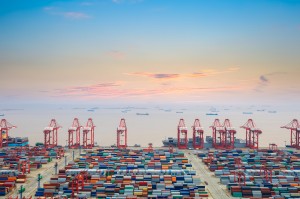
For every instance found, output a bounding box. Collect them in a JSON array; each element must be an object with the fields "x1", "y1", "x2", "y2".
[
  {"x1": 0, "y1": 119, "x2": 17, "y2": 148},
  {"x1": 177, "y1": 119, "x2": 188, "y2": 149},
  {"x1": 68, "y1": 118, "x2": 82, "y2": 149},
  {"x1": 0, "y1": 119, "x2": 16, "y2": 148},
  {"x1": 71, "y1": 171, "x2": 89, "y2": 198},
  {"x1": 44, "y1": 119, "x2": 61, "y2": 149},
  {"x1": 210, "y1": 119, "x2": 235, "y2": 149},
  {"x1": 240, "y1": 119, "x2": 262, "y2": 149},
  {"x1": 269, "y1": 143, "x2": 278, "y2": 151},
  {"x1": 169, "y1": 145, "x2": 174, "y2": 153},
  {"x1": 192, "y1": 119, "x2": 204, "y2": 149},
  {"x1": 82, "y1": 118, "x2": 95, "y2": 149},
  {"x1": 147, "y1": 143, "x2": 153, "y2": 152},
  {"x1": 260, "y1": 166, "x2": 272, "y2": 183},
  {"x1": 234, "y1": 158, "x2": 245, "y2": 185},
  {"x1": 117, "y1": 118, "x2": 127, "y2": 149},
  {"x1": 281, "y1": 119, "x2": 300, "y2": 149},
  {"x1": 223, "y1": 119, "x2": 236, "y2": 149},
  {"x1": 18, "y1": 160, "x2": 30, "y2": 174},
  {"x1": 210, "y1": 119, "x2": 224, "y2": 149}
]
